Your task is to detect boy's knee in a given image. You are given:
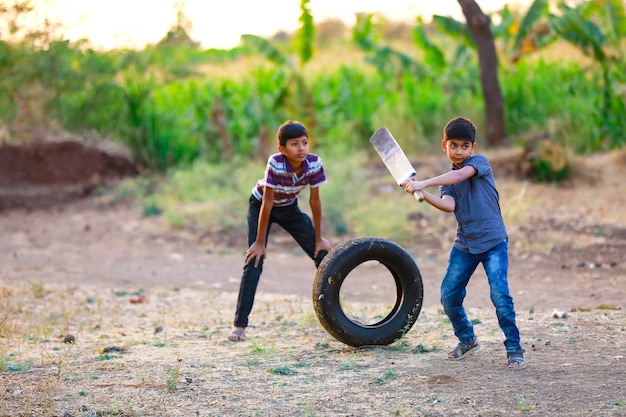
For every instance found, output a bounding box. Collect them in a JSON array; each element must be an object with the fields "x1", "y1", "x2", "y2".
[{"x1": 440, "y1": 295, "x2": 451, "y2": 311}]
